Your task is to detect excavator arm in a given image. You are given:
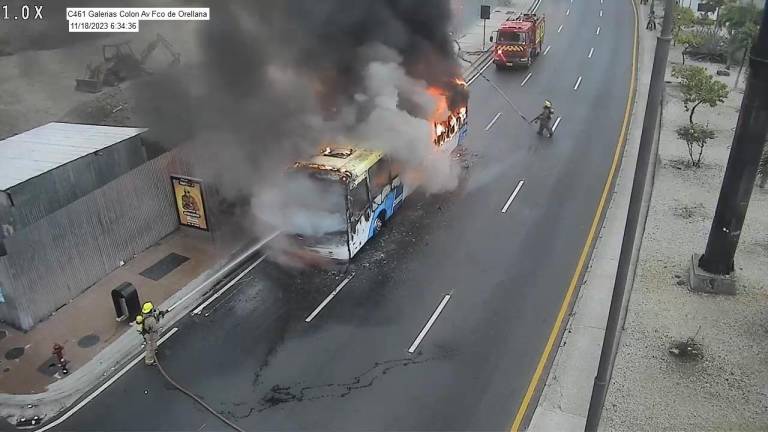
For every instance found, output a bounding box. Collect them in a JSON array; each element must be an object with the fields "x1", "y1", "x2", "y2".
[{"x1": 139, "y1": 34, "x2": 181, "y2": 67}]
